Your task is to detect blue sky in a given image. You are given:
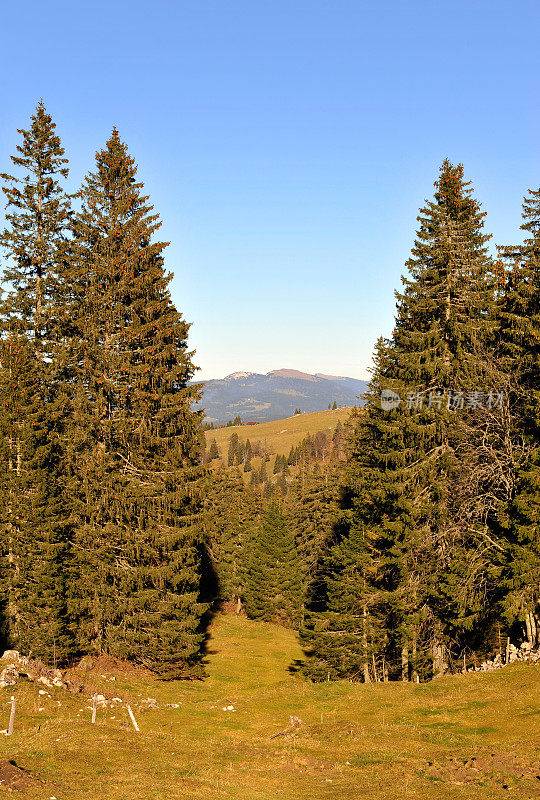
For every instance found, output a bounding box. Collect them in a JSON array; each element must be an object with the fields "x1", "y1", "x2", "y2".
[{"x1": 1, "y1": 0, "x2": 539, "y2": 380}]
